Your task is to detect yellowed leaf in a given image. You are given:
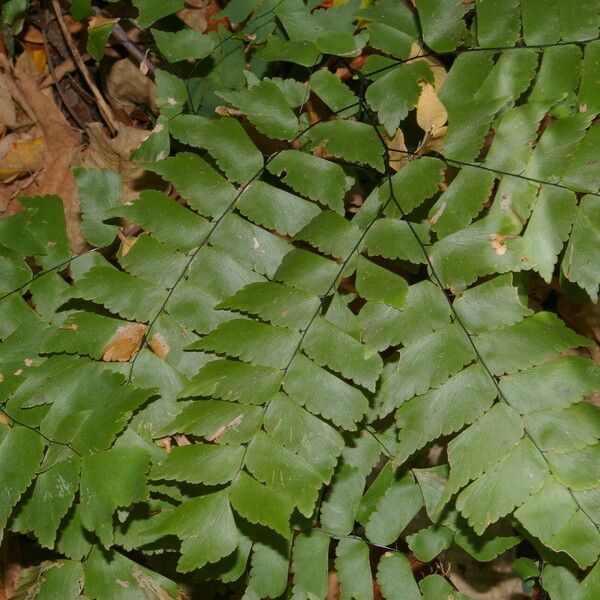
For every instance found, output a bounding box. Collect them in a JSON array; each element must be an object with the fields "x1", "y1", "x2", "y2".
[
  {"x1": 149, "y1": 332, "x2": 170, "y2": 359},
  {"x1": 386, "y1": 128, "x2": 411, "y2": 172},
  {"x1": 102, "y1": 323, "x2": 146, "y2": 362},
  {"x1": 416, "y1": 83, "x2": 448, "y2": 136},
  {"x1": 0, "y1": 134, "x2": 45, "y2": 183}
]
